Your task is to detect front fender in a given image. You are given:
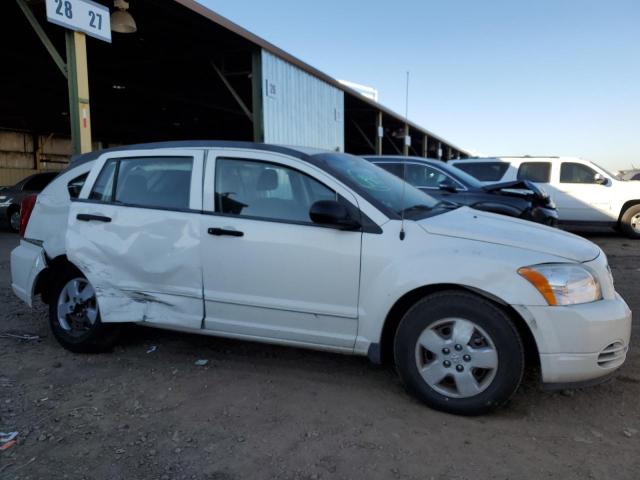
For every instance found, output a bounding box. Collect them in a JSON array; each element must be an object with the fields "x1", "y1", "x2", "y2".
[{"x1": 354, "y1": 221, "x2": 563, "y2": 352}]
